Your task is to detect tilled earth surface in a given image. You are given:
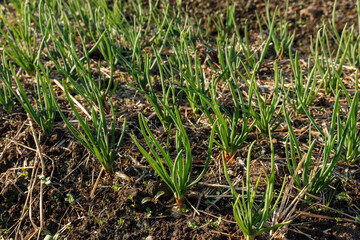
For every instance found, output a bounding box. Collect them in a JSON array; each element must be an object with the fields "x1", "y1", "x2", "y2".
[{"x1": 1, "y1": 0, "x2": 360, "y2": 239}]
